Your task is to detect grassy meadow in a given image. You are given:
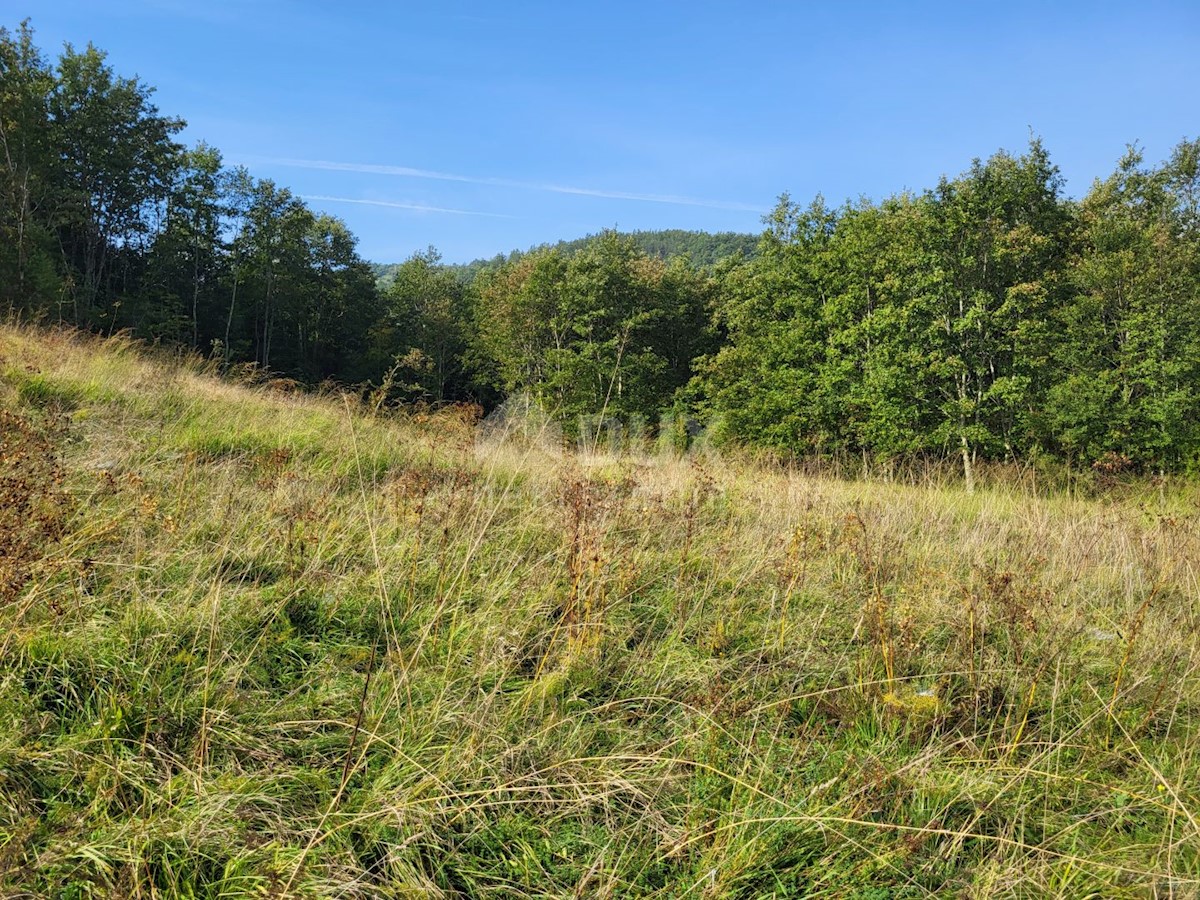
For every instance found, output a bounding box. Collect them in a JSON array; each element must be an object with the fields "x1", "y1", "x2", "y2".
[{"x1": 2, "y1": 324, "x2": 1200, "y2": 897}]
